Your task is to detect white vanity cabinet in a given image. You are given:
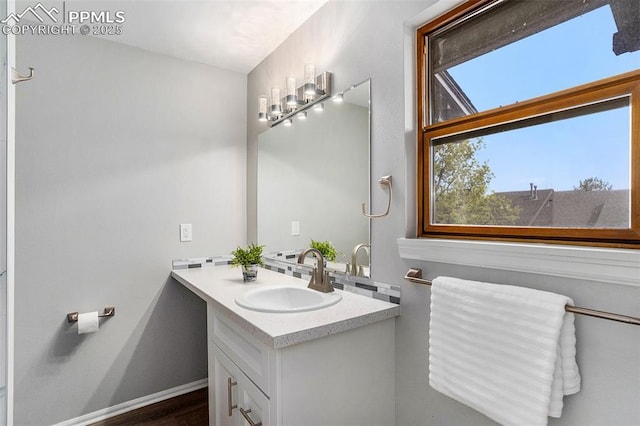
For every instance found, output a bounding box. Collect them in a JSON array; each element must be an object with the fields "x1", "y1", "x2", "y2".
[
  {"x1": 207, "y1": 304, "x2": 395, "y2": 426},
  {"x1": 171, "y1": 266, "x2": 399, "y2": 426}
]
